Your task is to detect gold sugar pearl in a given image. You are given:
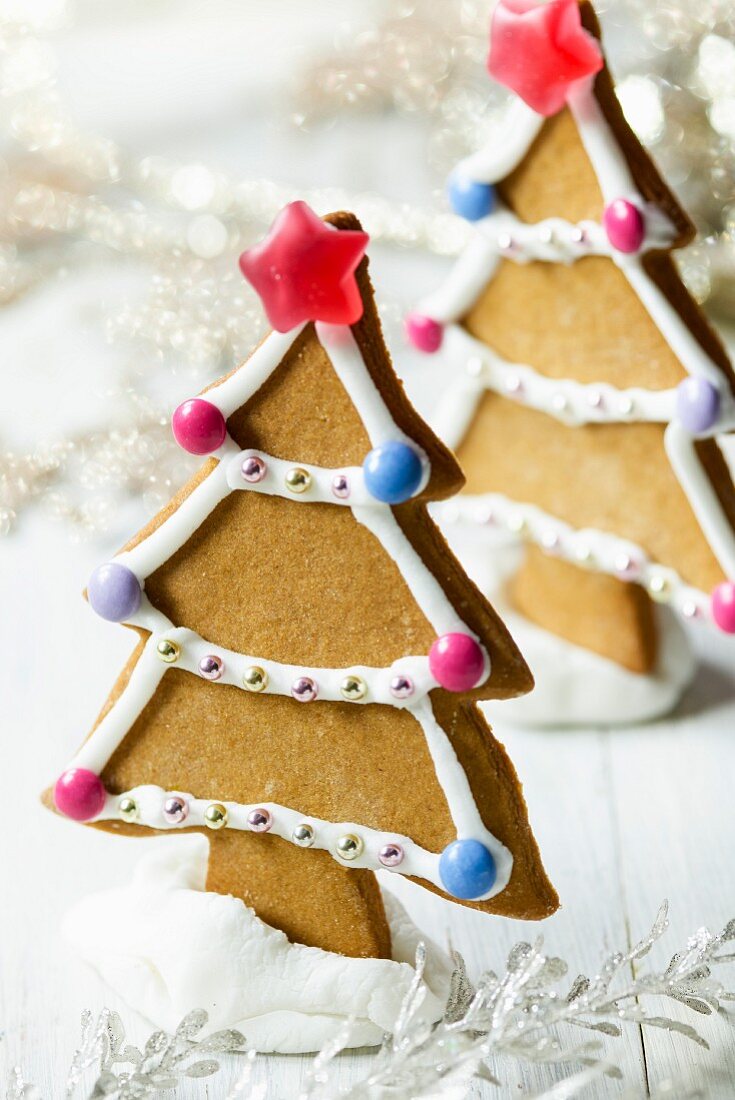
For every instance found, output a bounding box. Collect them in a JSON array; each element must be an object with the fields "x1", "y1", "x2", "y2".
[
  {"x1": 156, "y1": 639, "x2": 180, "y2": 664},
  {"x1": 336, "y1": 833, "x2": 364, "y2": 861},
  {"x1": 204, "y1": 803, "x2": 228, "y2": 830},
  {"x1": 648, "y1": 574, "x2": 669, "y2": 601},
  {"x1": 118, "y1": 796, "x2": 138, "y2": 823},
  {"x1": 285, "y1": 467, "x2": 312, "y2": 494},
  {"x1": 292, "y1": 823, "x2": 315, "y2": 847},
  {"x1": 340, "y1": 674, "x2": 367, "y2": 702},
  {"x1": 243, "y1": 665, "x2": 268, "y2": 692}
]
